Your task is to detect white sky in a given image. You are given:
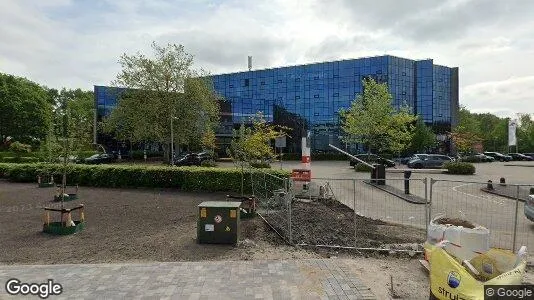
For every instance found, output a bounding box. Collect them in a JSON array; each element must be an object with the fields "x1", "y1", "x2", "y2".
[{"x1": 1, "y1": 0, "x2": 533, "y2": 118}]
